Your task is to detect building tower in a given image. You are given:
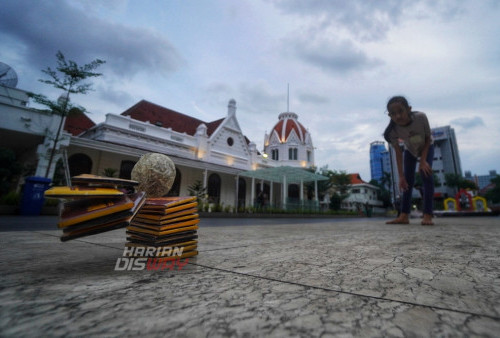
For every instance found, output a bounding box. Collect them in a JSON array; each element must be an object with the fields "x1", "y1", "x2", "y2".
[
  {"x1": 370, "y1": 141, "x2": 391, "y2": 184},
  {"x1": 430, "y1": 126, "x2": 462, "y2": 197},
  {"x1": 388, "y1": 125, "x2": 463, "y2": 201},
  {"x1": 263, "y1": 112, "x2": 314, "y2": 168}
]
